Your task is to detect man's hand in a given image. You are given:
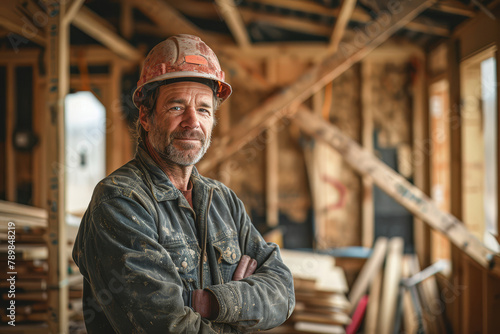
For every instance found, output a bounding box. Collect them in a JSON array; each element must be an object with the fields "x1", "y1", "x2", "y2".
[{"x1": 232, "y1": 255, "x2": 257, "y2": 281}]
